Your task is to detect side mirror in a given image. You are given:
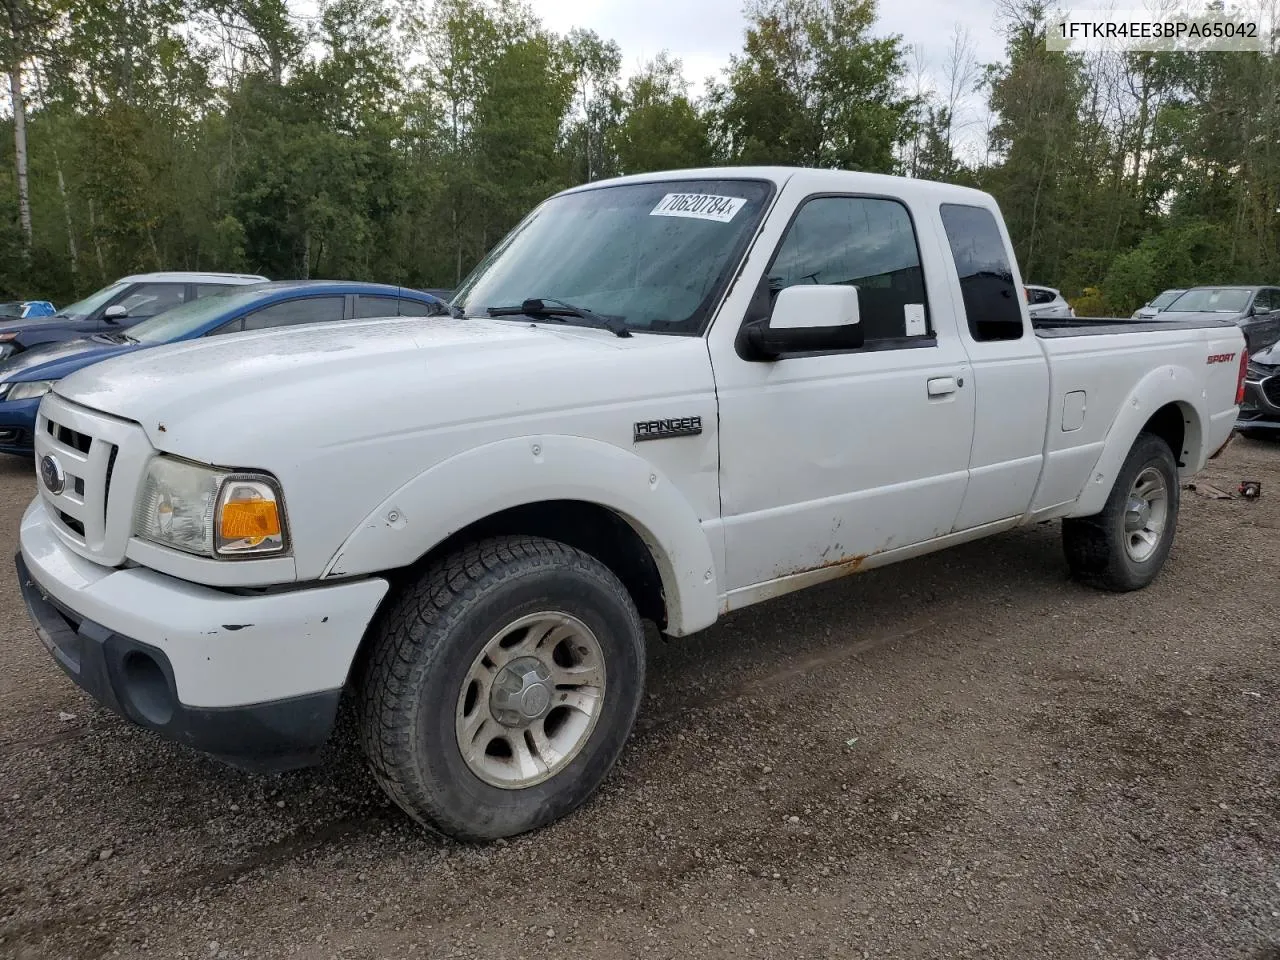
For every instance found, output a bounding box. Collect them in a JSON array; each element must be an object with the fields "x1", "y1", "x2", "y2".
[
  {"x1": 741, "y1": 285, "x2": 864, "y2": 361},
  {"x1": 103, "y1": 304, "x2": 128, "y2": 323}
]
